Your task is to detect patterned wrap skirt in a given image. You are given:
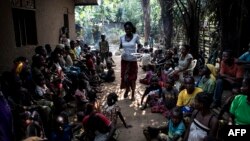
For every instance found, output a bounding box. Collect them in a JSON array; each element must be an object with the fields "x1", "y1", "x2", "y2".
[{"x1": 120, "y1": 59, "x2": 138, "y2": 89}]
